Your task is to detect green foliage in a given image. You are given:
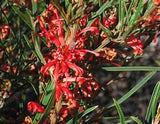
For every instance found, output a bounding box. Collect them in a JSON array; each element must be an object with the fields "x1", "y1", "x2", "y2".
[
  {"x1": 0, "y1": 0, "x2": 159, "y2": 124},
  {"x1": 114, "y1": 99, "x2": 126, "y2": 124},
  {"x1": 107, "y1": 71, "x2": 156, "y2": 108},
  {"x1": 12, "y1": 6, "x2": 33, "y2": 29},
  {"x1": 33, "y1": 80, "x2": 55, "y2": 123},
  {"x1": 103, "y1": 66, "x2": 160, "y2": 71},
  {"x1": 67, "y1": 105, "x2": 98, "y2": 124},
  {"x1": 145, "y1": 81, "x2": 160, "y2": 122}
]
